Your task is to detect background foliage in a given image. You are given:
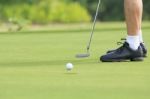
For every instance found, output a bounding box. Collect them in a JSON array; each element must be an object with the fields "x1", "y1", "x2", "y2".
[
  {"x1": 0, "y1": 0, "x2": 150, "y2": 24},
  {"x1": 73, "y1": 0, "x2": 150, "y2": 21},
  {"x1": 0, "y1": 0, "x2": 91, "y2": 24}
]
